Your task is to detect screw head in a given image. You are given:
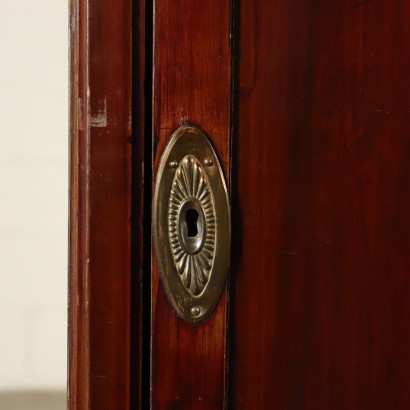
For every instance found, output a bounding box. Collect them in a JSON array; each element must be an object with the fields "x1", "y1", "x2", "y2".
[
  {"x1": 169, "y1": 160, "x2": 178, "y2": 168},
  {"x1": 190, "y1": 306, "x2": 200, "y2": 317},
  {"x1": 204, "y1": 159, "x2": 213, "y2": 166}
]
